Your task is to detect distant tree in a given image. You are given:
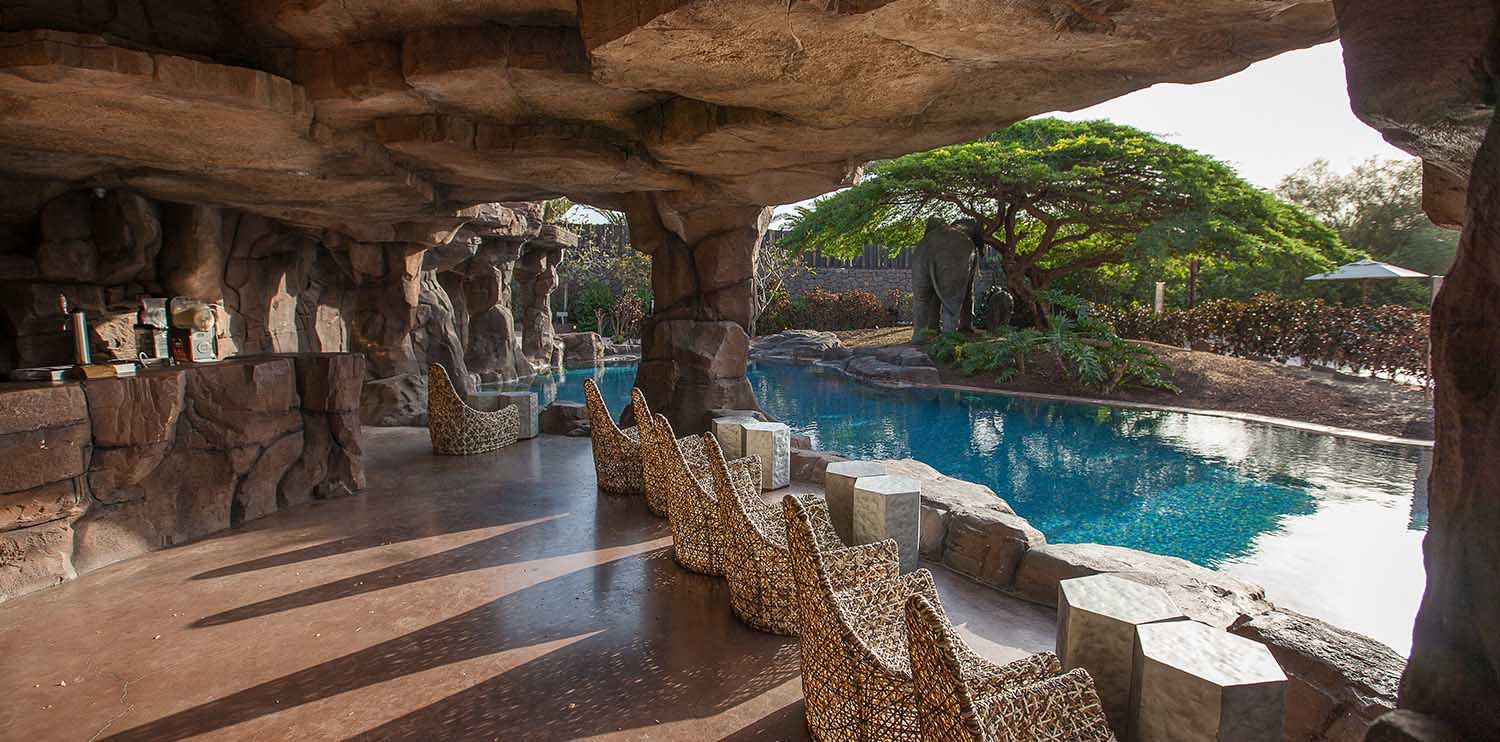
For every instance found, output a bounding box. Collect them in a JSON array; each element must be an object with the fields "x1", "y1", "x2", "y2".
[
  {"x1": 1277, "y1": 158, "x2": 1457, "y2": 307},
  {"x1": 784, "y1": 118, "x2": 1357, "y2": 320}
]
